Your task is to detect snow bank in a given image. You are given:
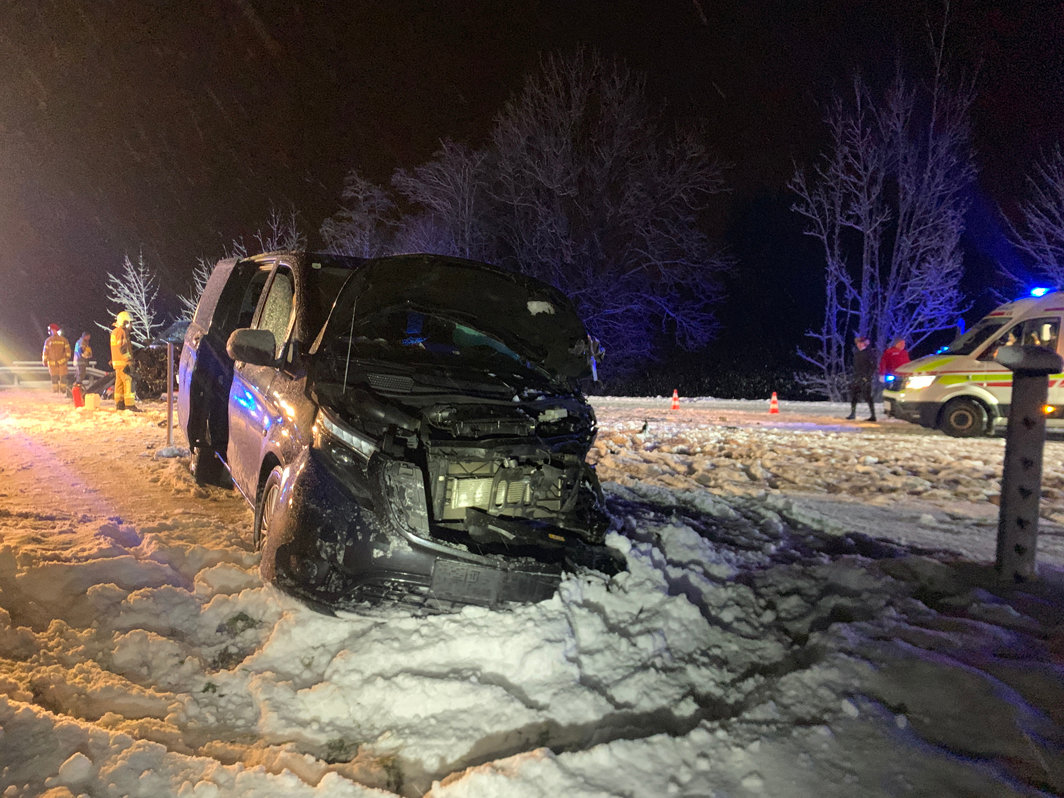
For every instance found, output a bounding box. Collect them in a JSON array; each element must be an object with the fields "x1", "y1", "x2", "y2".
[{"x1": 0, "y1": 390, "x2": 1062, "y2": 797}]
